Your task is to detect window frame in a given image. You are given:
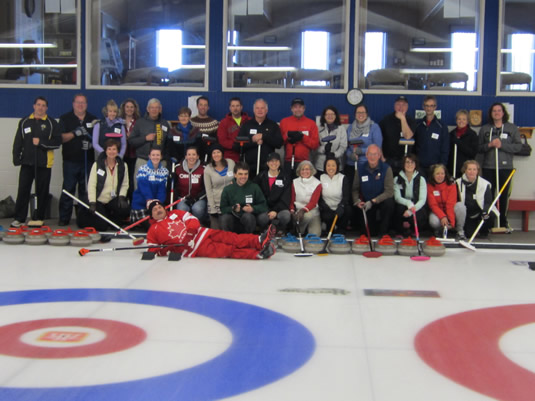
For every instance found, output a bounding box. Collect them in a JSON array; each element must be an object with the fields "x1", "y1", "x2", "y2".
[
  {"x1": 85, "y1": 0, "x2": 210, "y2": 91},
  {"x1": 354, "y1": 0, "x2": 485, "y2": 96},
  {"x1": 222, "y1": 0, "x2": 350, "y2": 93},
  {"x1": 496, "y1": 0, "x2": 535, "y2": 97},
  {"x1": 0, "y1": 2, "x2": 81, "y2": 89}
]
